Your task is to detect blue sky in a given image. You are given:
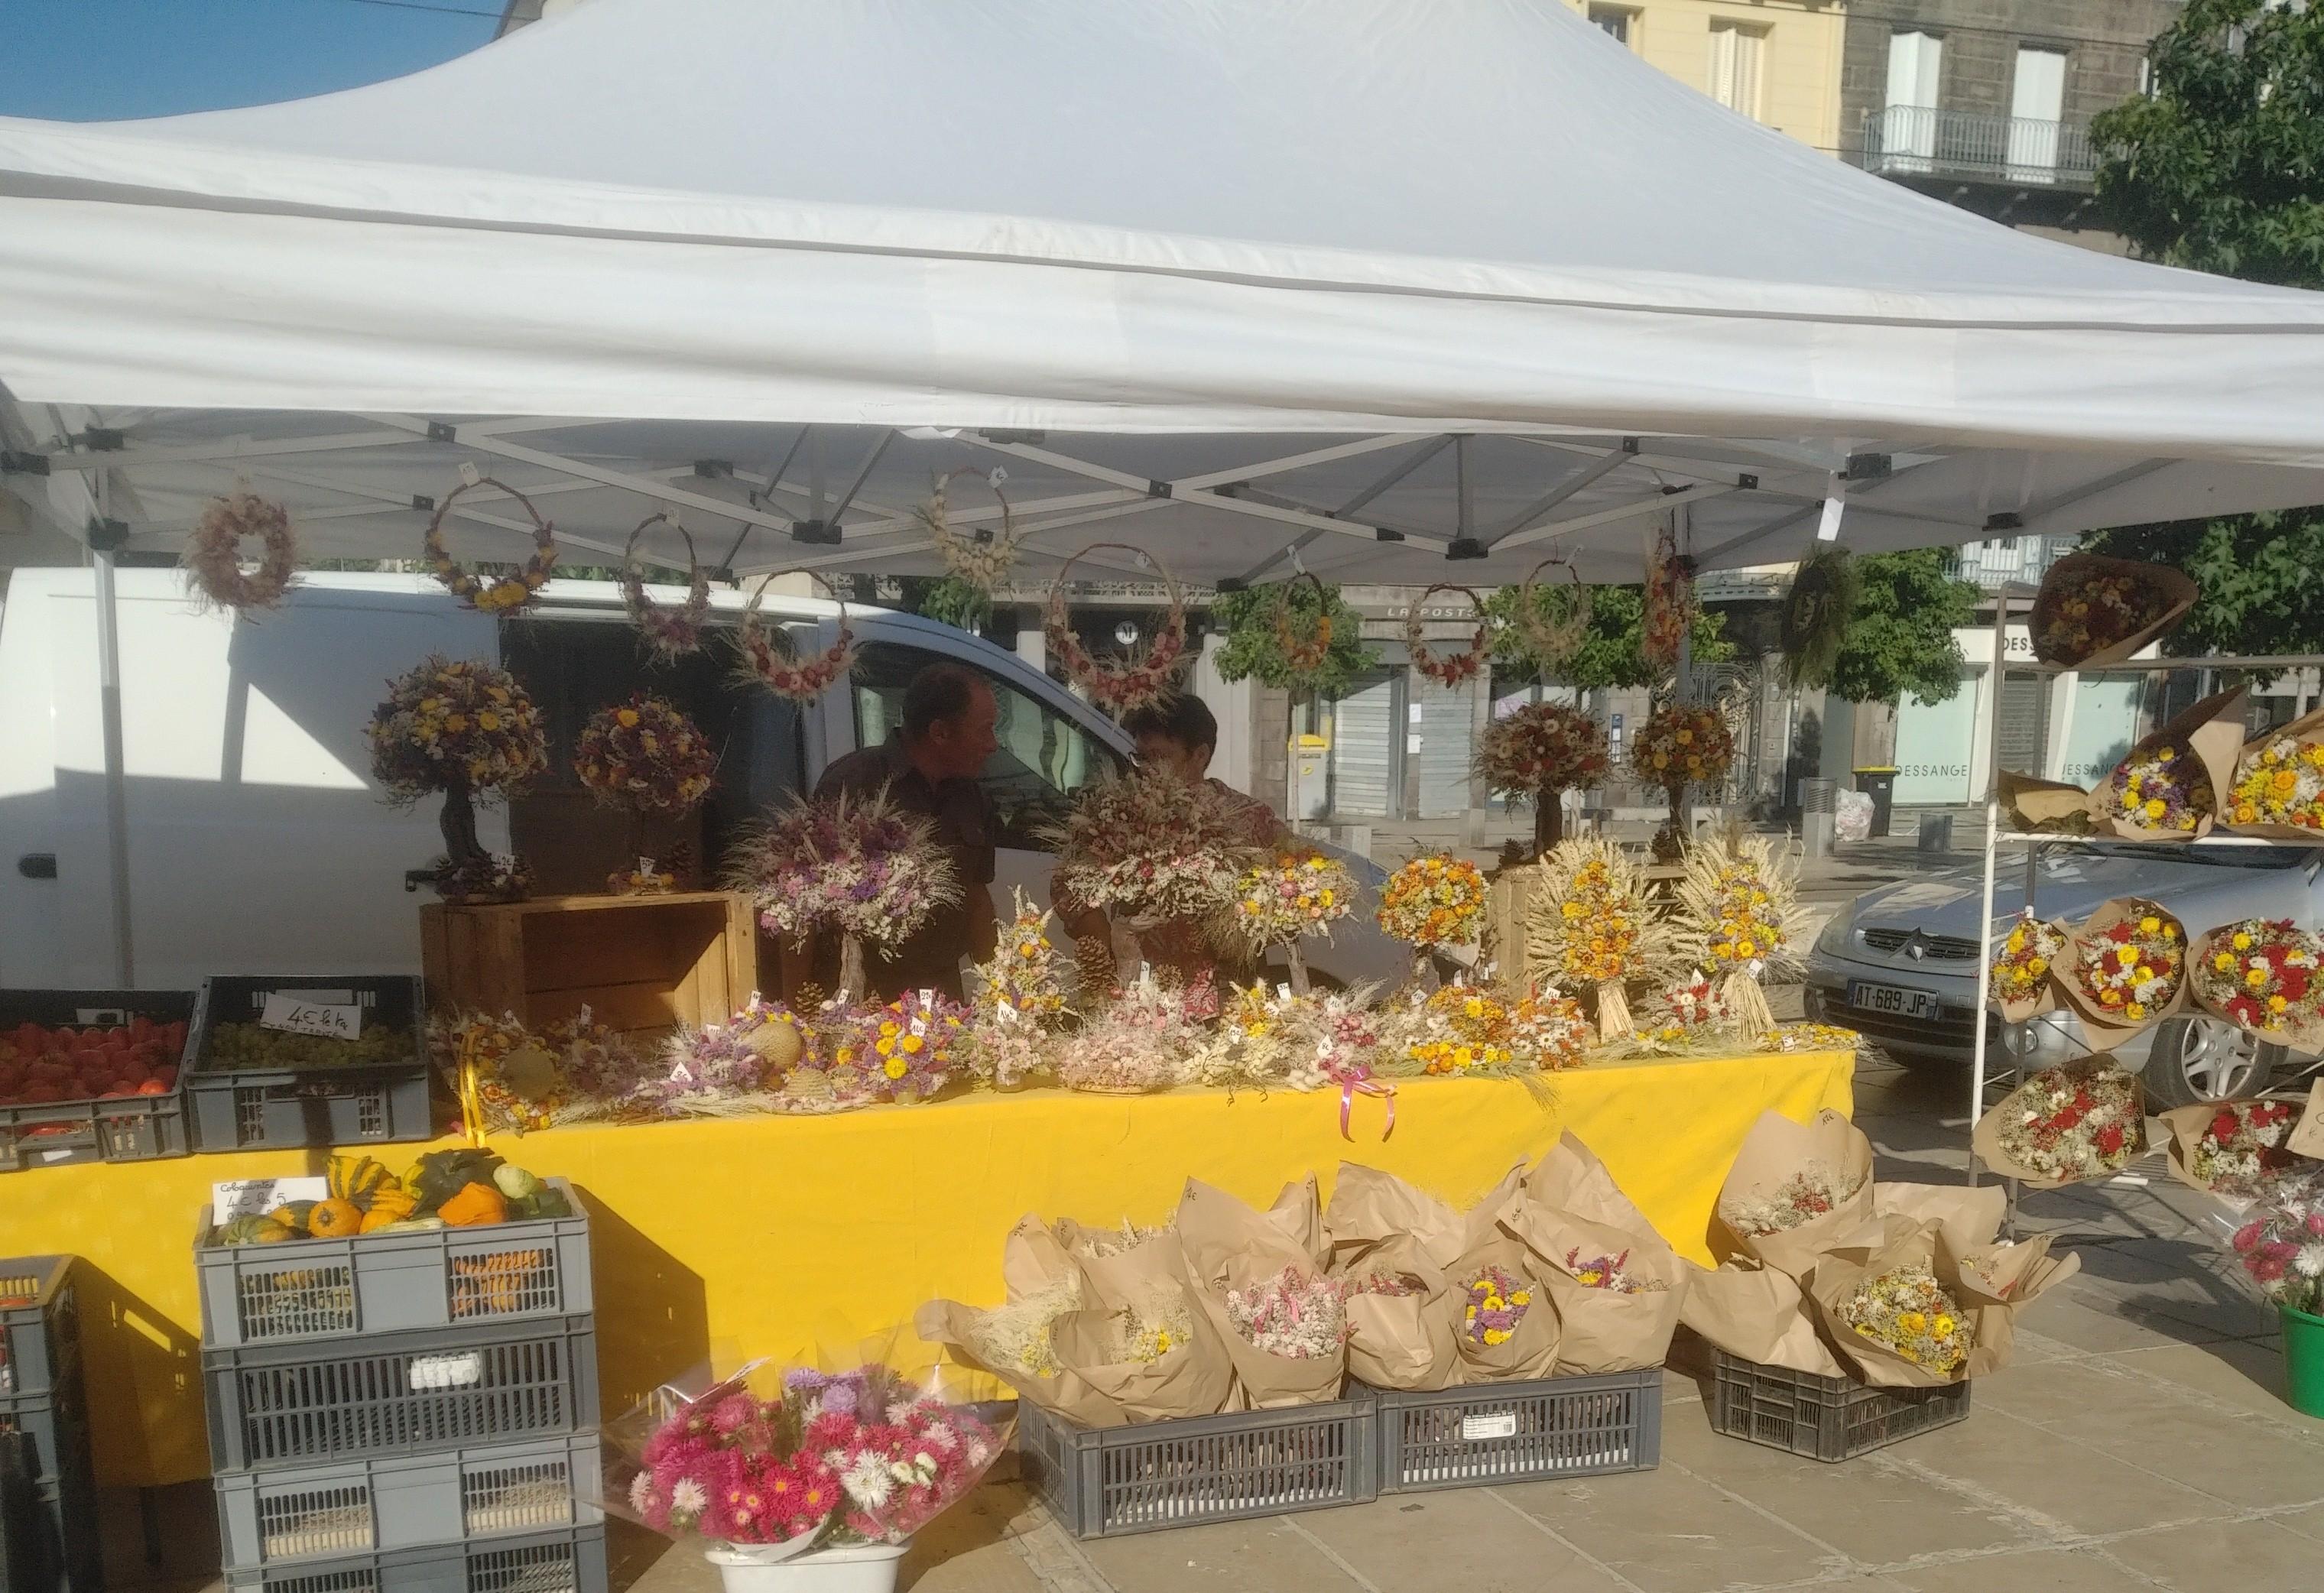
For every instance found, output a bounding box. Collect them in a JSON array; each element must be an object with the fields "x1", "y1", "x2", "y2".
[{"x1": 0, "y1": 0, "x2": 498, "y2": 122}]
